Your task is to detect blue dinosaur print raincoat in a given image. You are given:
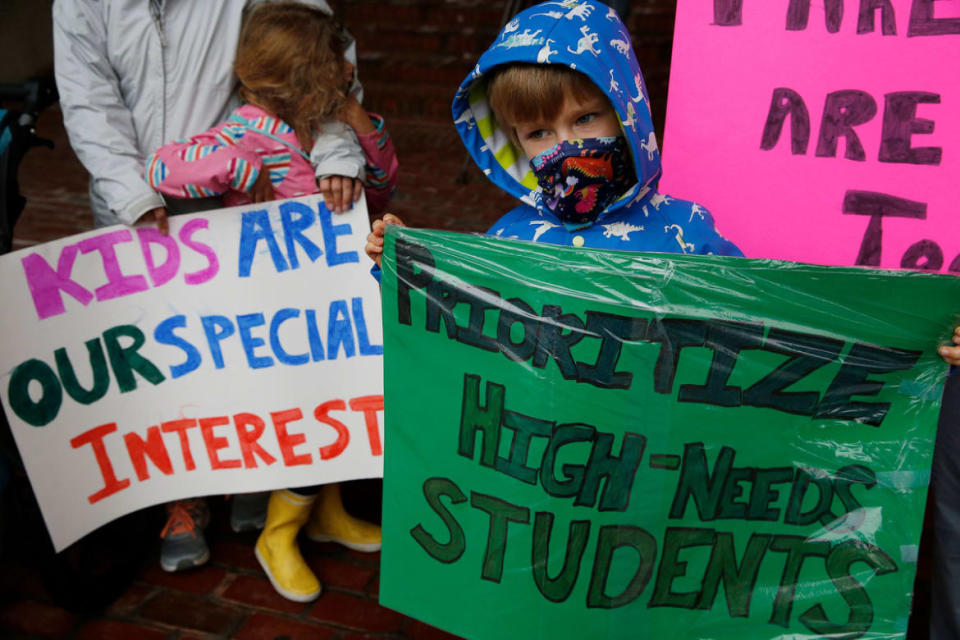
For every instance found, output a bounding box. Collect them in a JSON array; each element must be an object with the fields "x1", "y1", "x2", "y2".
[{"x1": 452, "y1": 0, "x2": 743, "y2": 256}]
